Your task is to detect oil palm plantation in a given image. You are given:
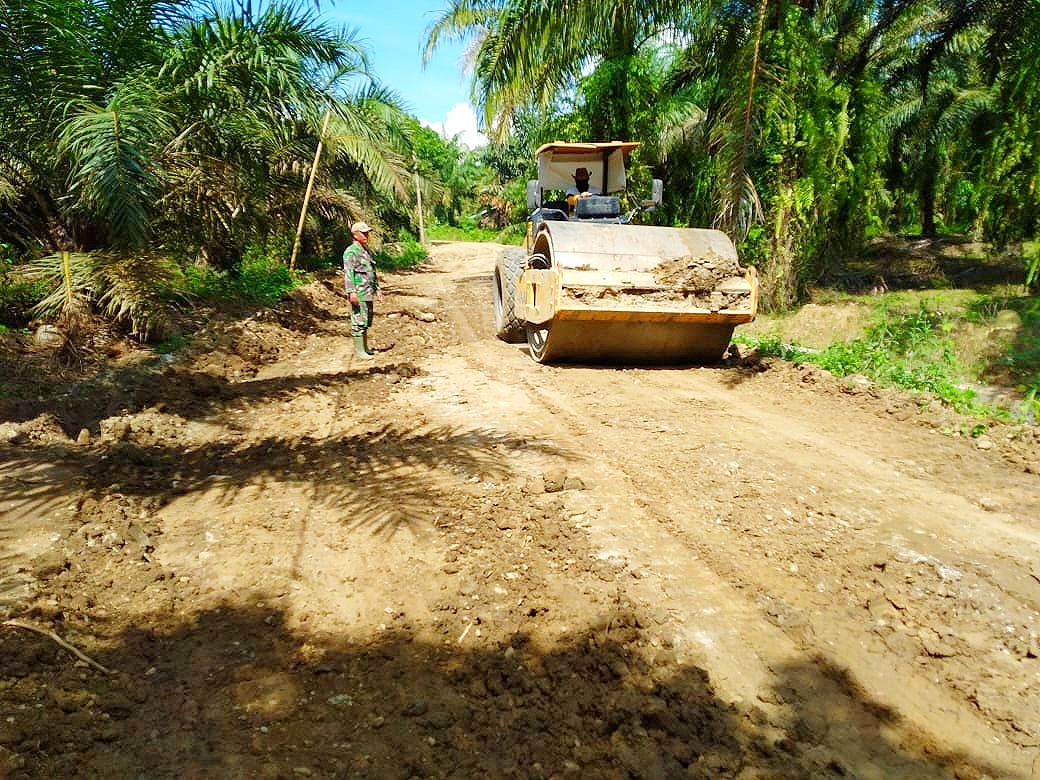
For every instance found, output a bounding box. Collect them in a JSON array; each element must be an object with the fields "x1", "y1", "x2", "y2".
[
  {"x1": 0, "y1": 0, "x2": 415, "y2": 335},
  {"x1": 427, "y1": 0, "x2": 1039, "y2": 307}
]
